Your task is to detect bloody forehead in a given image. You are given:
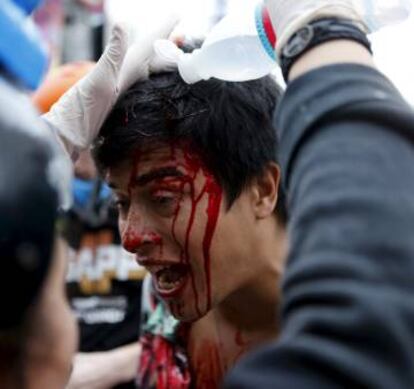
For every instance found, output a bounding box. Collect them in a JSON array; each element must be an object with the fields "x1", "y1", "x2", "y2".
[{"x1": 129, "y1": 140, "x2": 215, "y2": 184}]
